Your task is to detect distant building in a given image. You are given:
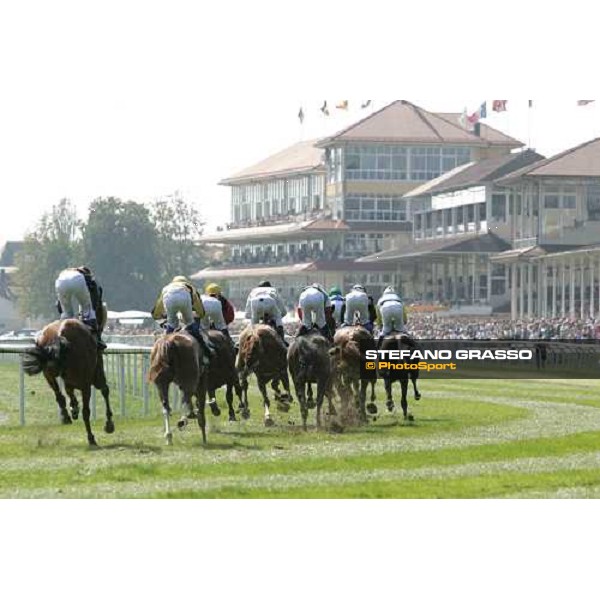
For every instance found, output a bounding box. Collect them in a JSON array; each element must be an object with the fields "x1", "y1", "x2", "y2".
[
  {"x1": 194, "y1": 100, "x2": 523, "y2": 306},
  {"x1": 0, "y1": 241, "x2": 23, "y2": 332}
]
